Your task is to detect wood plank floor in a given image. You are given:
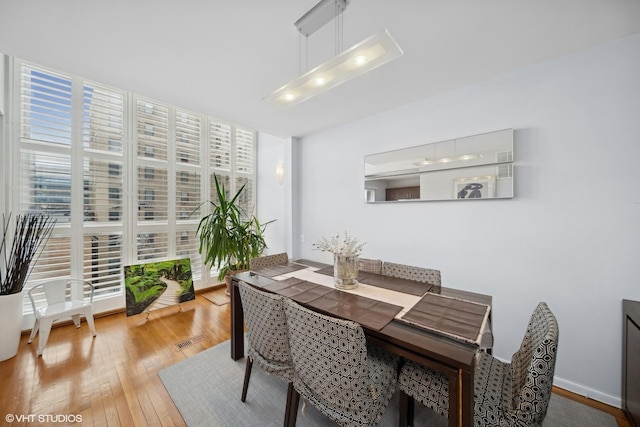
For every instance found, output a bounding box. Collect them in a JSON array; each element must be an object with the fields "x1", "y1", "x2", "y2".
[{"x1": 0, "y1": 288, "x2": 630, "y2": 427}]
